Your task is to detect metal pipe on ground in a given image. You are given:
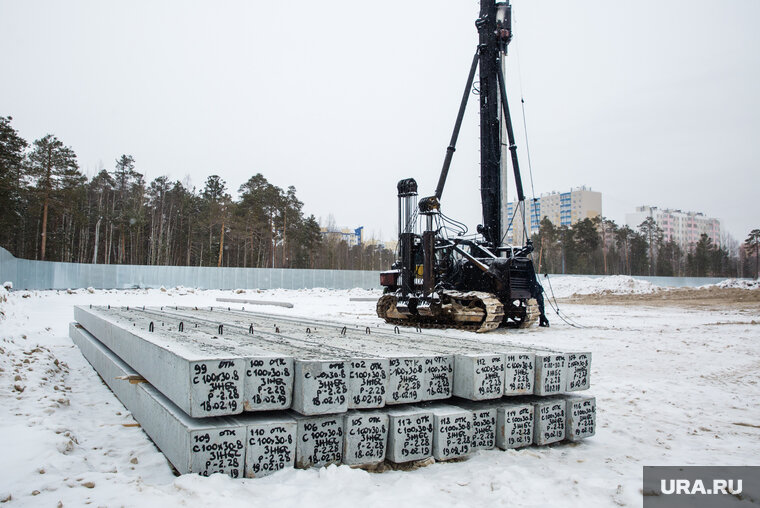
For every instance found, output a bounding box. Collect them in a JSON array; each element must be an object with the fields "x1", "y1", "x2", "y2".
[{"x1": 216, "y1": 297, "x2": 294, "y2": 308}]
